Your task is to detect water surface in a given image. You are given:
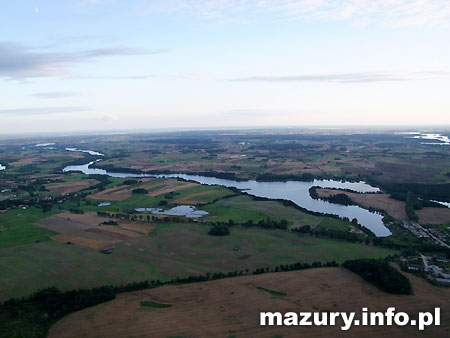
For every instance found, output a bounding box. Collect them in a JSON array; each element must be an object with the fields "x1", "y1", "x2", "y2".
[
  {"x1": 63, "y1": 161, "x2": 391, "y2": 236},
  {"x1": 408, "y1": 133, "x2": 450, "y2": 145},
  {"x1": 432, "y1": 200, "x2": 450, "y2": 208},
  {"x1": 135, "y1": 205, "x2": 209, "y2": 218},
  {"x1": 36, "y1": 143, "x2": 55, "y2": 147},
  {"x1": 66, "y1": 148, "x2": 105, "y2": 156}
]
